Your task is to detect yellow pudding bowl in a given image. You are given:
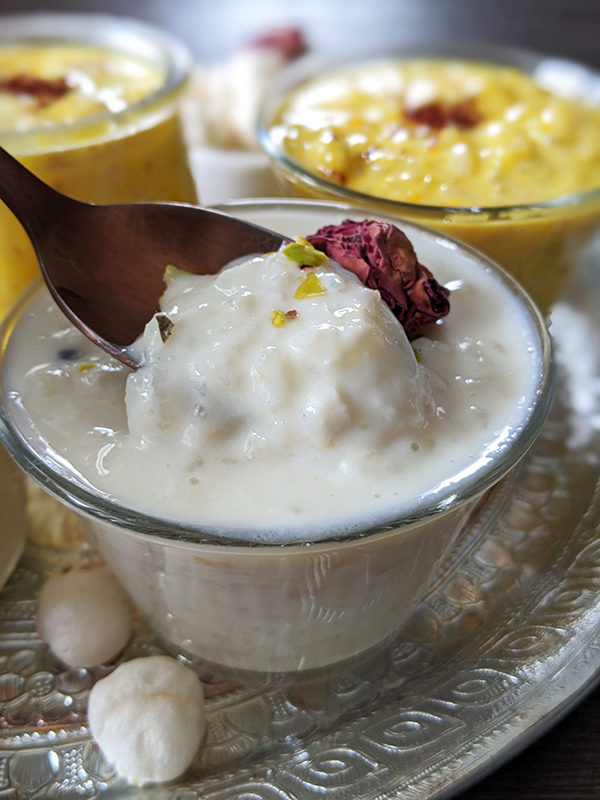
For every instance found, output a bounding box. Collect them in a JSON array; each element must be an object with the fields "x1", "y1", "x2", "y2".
[
  {"x1": 0, "y1": 13, "x2": 197, "y2": 318},
  {"x1": 258, "y1": 44, "x2": 600, "y2": 312}
]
